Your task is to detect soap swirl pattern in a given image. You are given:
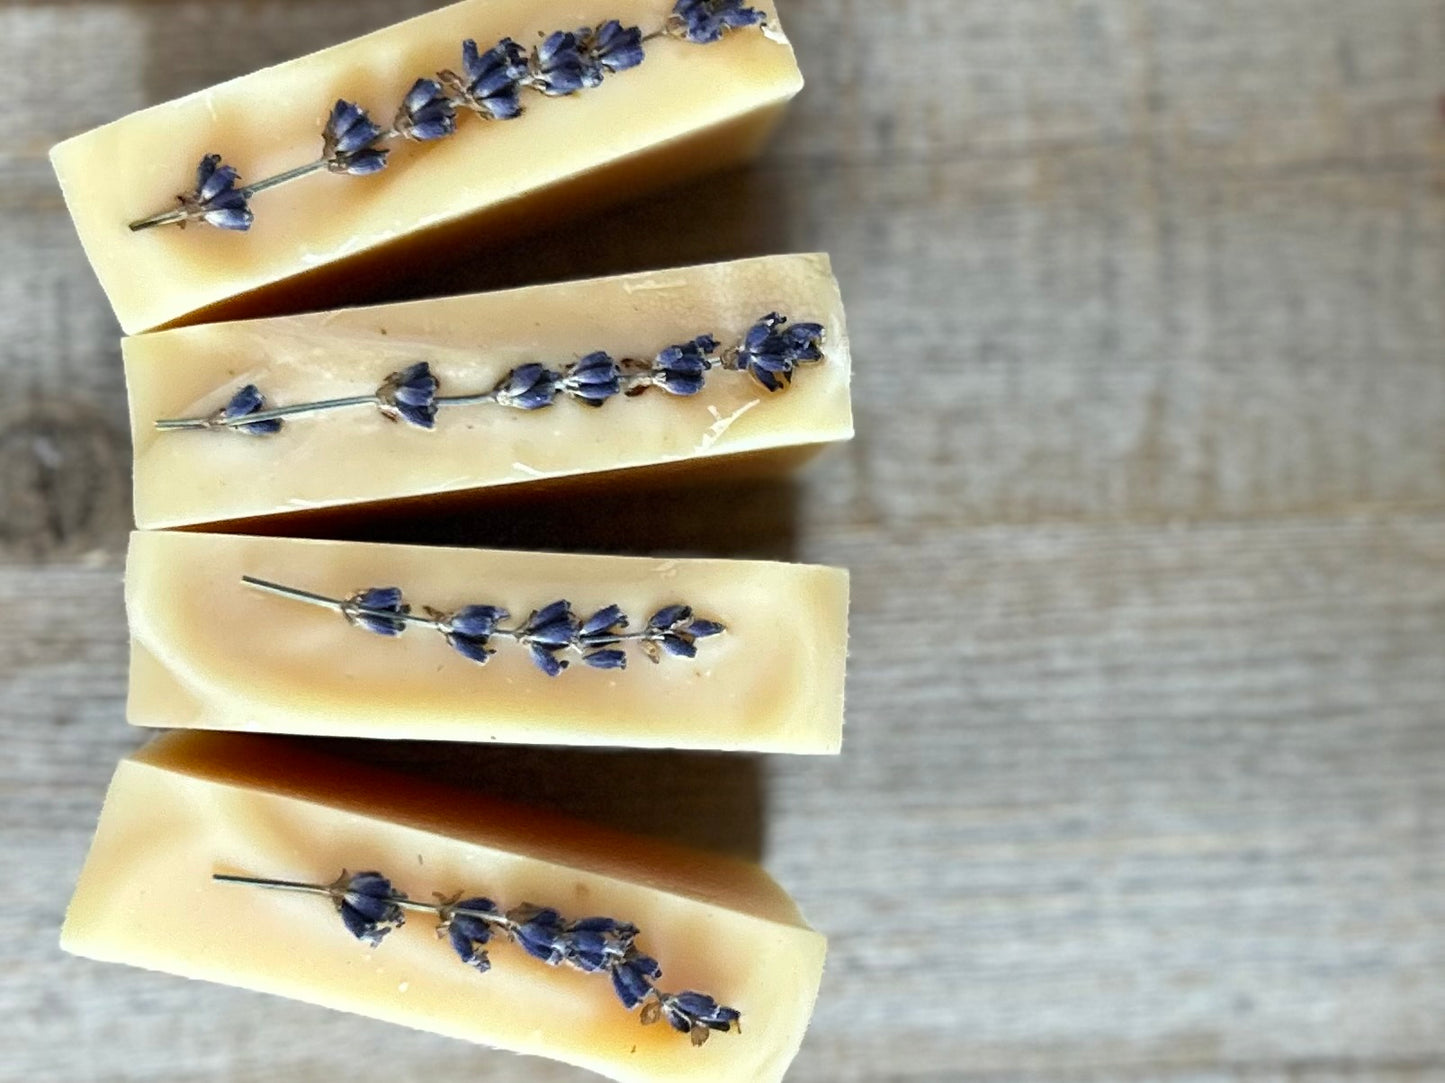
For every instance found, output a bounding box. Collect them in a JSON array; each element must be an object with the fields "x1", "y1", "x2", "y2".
[
  {"x1": 152, "y1": 313, "x2": 826, "y2": 433},
  {"x1": 128, "y1": 0, "x2": 770, "y2": 233},
  {"x1": 214, "y1": 868, "x2": 742, "y2": 1045}
]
